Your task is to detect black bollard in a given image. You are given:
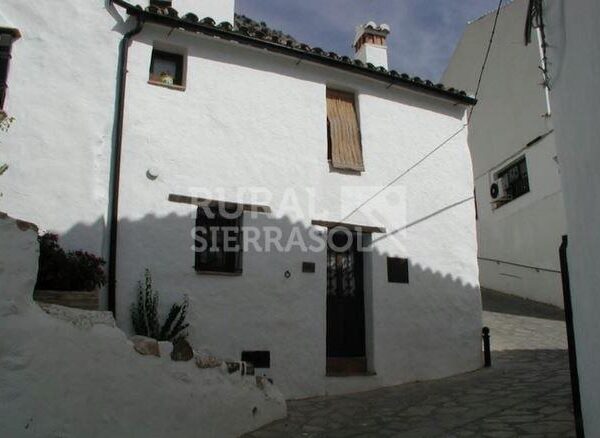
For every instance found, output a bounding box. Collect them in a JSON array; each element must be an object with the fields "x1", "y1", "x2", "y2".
[{"x1": 482, "y1": 327, "x2": 491, "y2": 367}]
